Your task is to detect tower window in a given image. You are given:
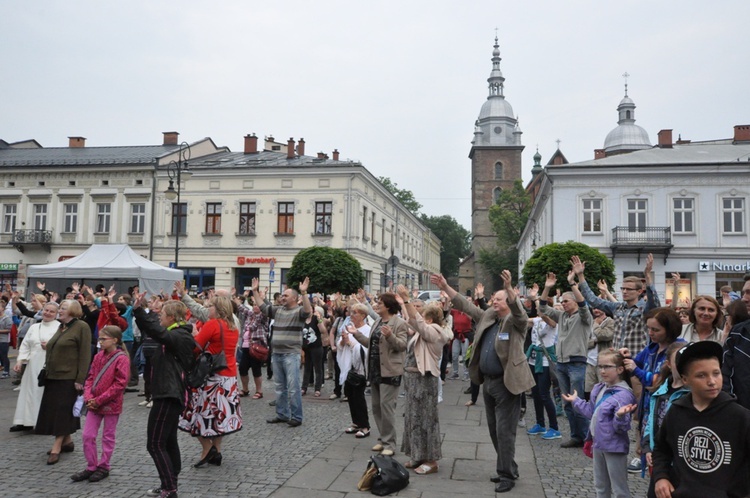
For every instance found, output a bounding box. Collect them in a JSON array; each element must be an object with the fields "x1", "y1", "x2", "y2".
[
  {"x1": 626, "y1": 110, "x2": 631, "y2": 119},
  {"x1": 493, "y1": 187, "x2": 503, "y2": 203},
  {"x1": 494, "y1": 162, "x2": 503, "y2": 180}
]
